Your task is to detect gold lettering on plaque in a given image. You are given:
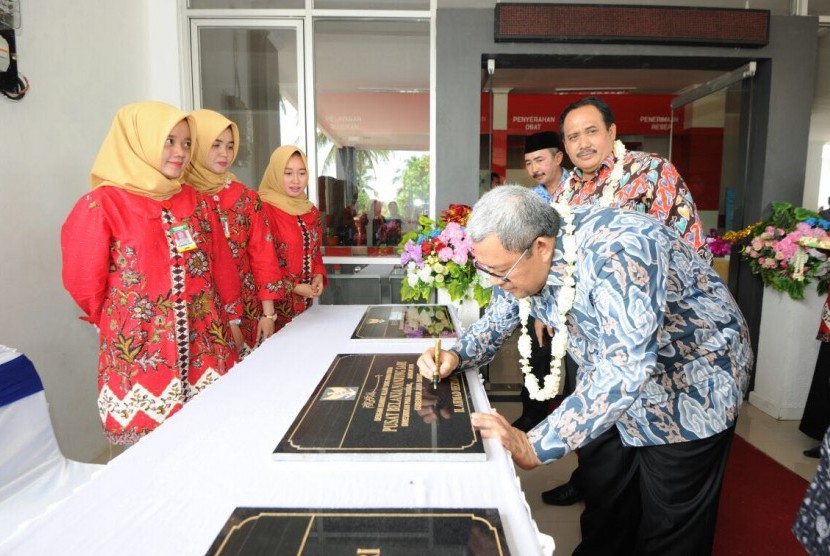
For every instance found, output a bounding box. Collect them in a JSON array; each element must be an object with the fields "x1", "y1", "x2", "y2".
[
  {"x1": 451, "y1": 376, "x2": 465, "y2": 413},
  {"x1": 382, "y1": 361, "x2": 408, "y2": 432},
  {"x1": 362, "y1": 375, "x2": 382, "y2": 410},
  {"x1": 373, "y1": 368, "x2": 393, "y2": 422},
  {"x1": 356, "y1": 549, "x2": 380, "y2": 555},
  {"x1": 401, "y1": 380, "x2": 412, "y2": 427},
  {"x1": 413, "y1": 376, "x2": 423, "y2": 410}
]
